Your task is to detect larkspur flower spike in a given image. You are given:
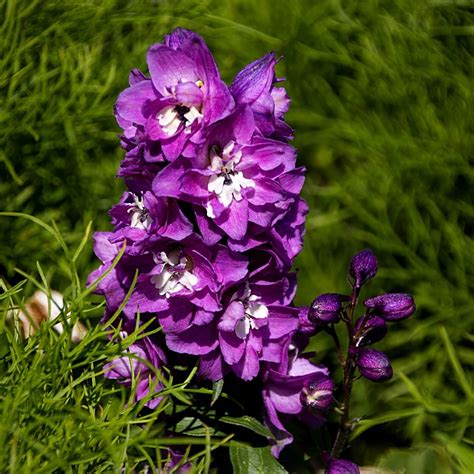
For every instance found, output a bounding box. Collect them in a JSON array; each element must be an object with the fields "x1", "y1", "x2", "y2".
[{"x1": 91, "y1": 28, "x2": 313, "y2": 444}]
